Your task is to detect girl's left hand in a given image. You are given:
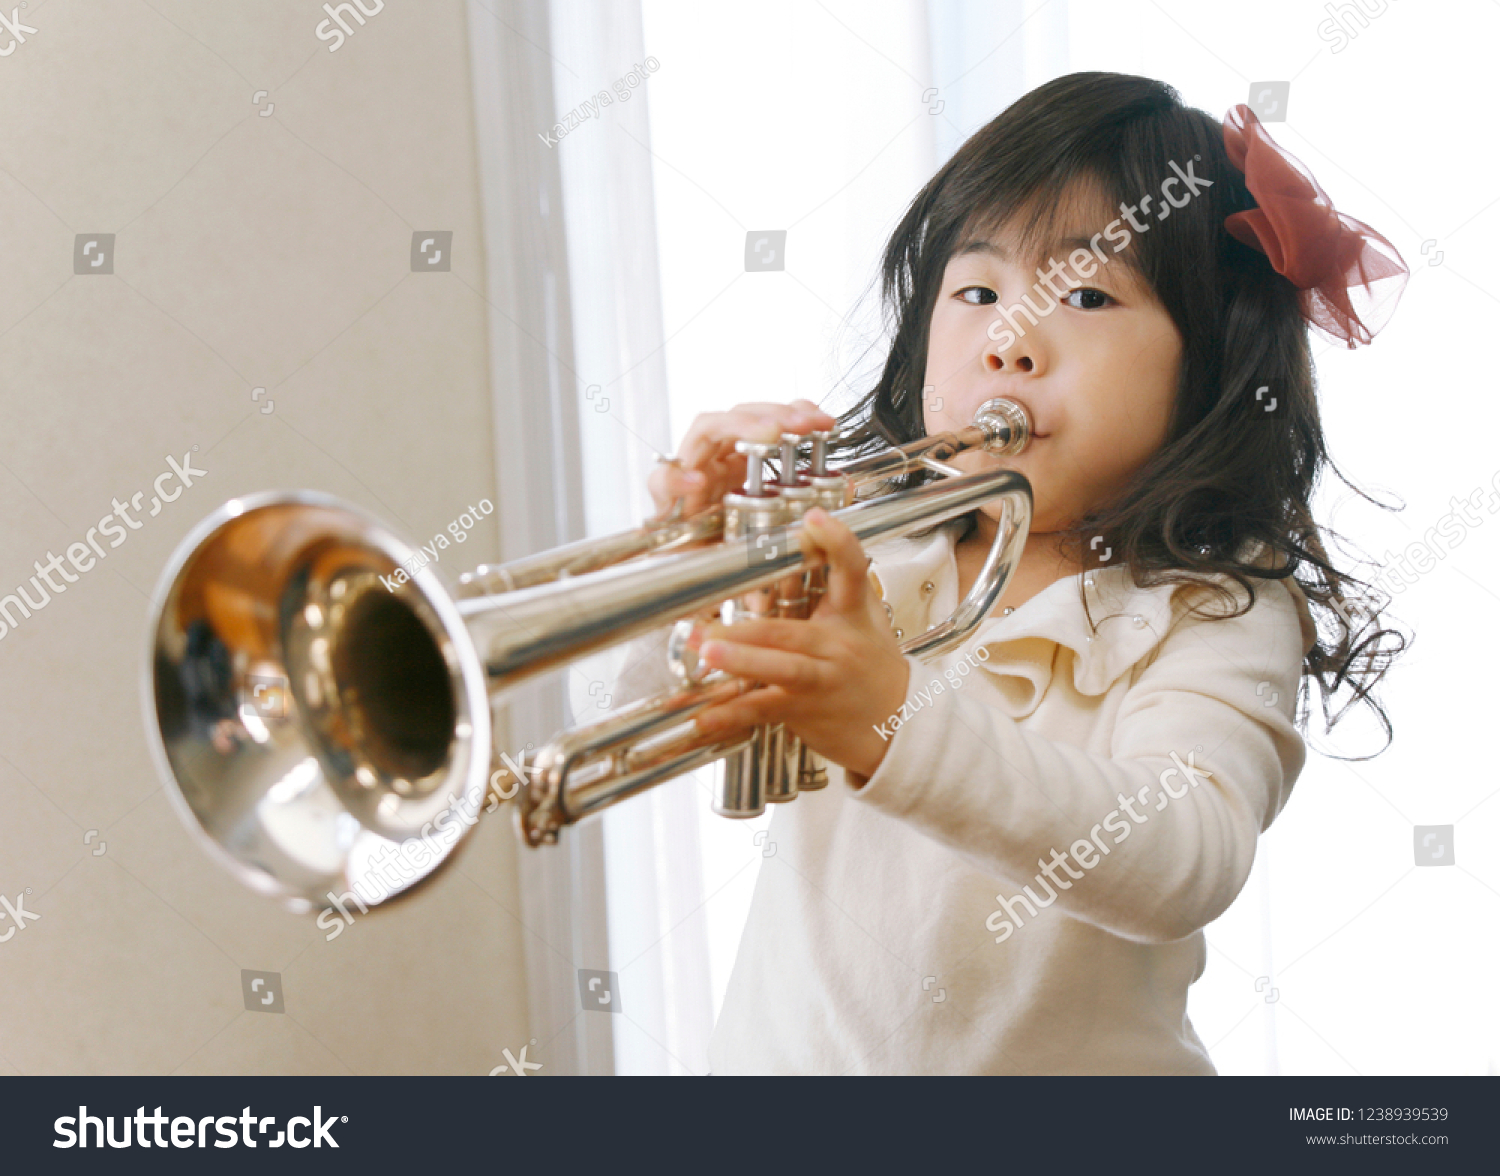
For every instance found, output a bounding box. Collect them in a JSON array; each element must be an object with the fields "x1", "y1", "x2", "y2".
[{"x1": 690, "y1": 508, "x2": 911, "y2": 783}]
